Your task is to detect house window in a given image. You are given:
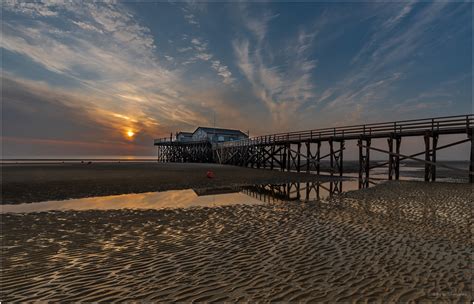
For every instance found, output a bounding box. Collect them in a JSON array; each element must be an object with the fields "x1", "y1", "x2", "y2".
[{"x1": 218, "y1": 136, "x2": 224, "y2": 141}]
